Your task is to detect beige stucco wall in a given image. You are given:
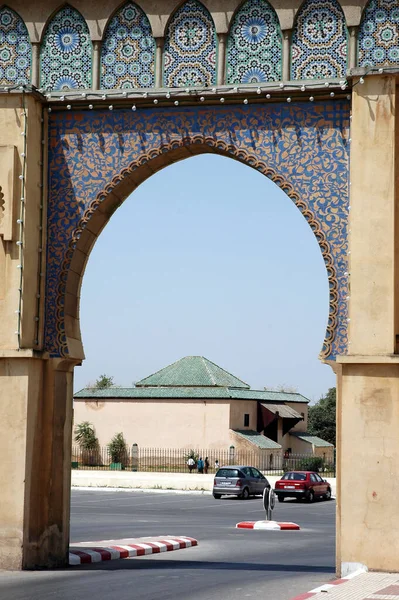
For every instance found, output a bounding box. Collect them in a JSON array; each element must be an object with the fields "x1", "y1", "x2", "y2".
[
  {"x1": 74, "y1": 398, "x2": 232, "y2": 449},
  {"x1": 229, "y1": 430, "x2": 281, "y2": 470},
  {"x1": 338, "y1": 363, "x2": 399, "y2": 573},
  {"x1": 286, "y1": 434, "x2": 311, "y2": 454},
  {"x1": 285, "y1": 401, "x2": 308, "y2": 432},
  {"x1": 228, "y1": 399, "x2": 257, "y2": 431},
  {"x1": 0, "y1": 96, "x2": 42, "y2": 350}
]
